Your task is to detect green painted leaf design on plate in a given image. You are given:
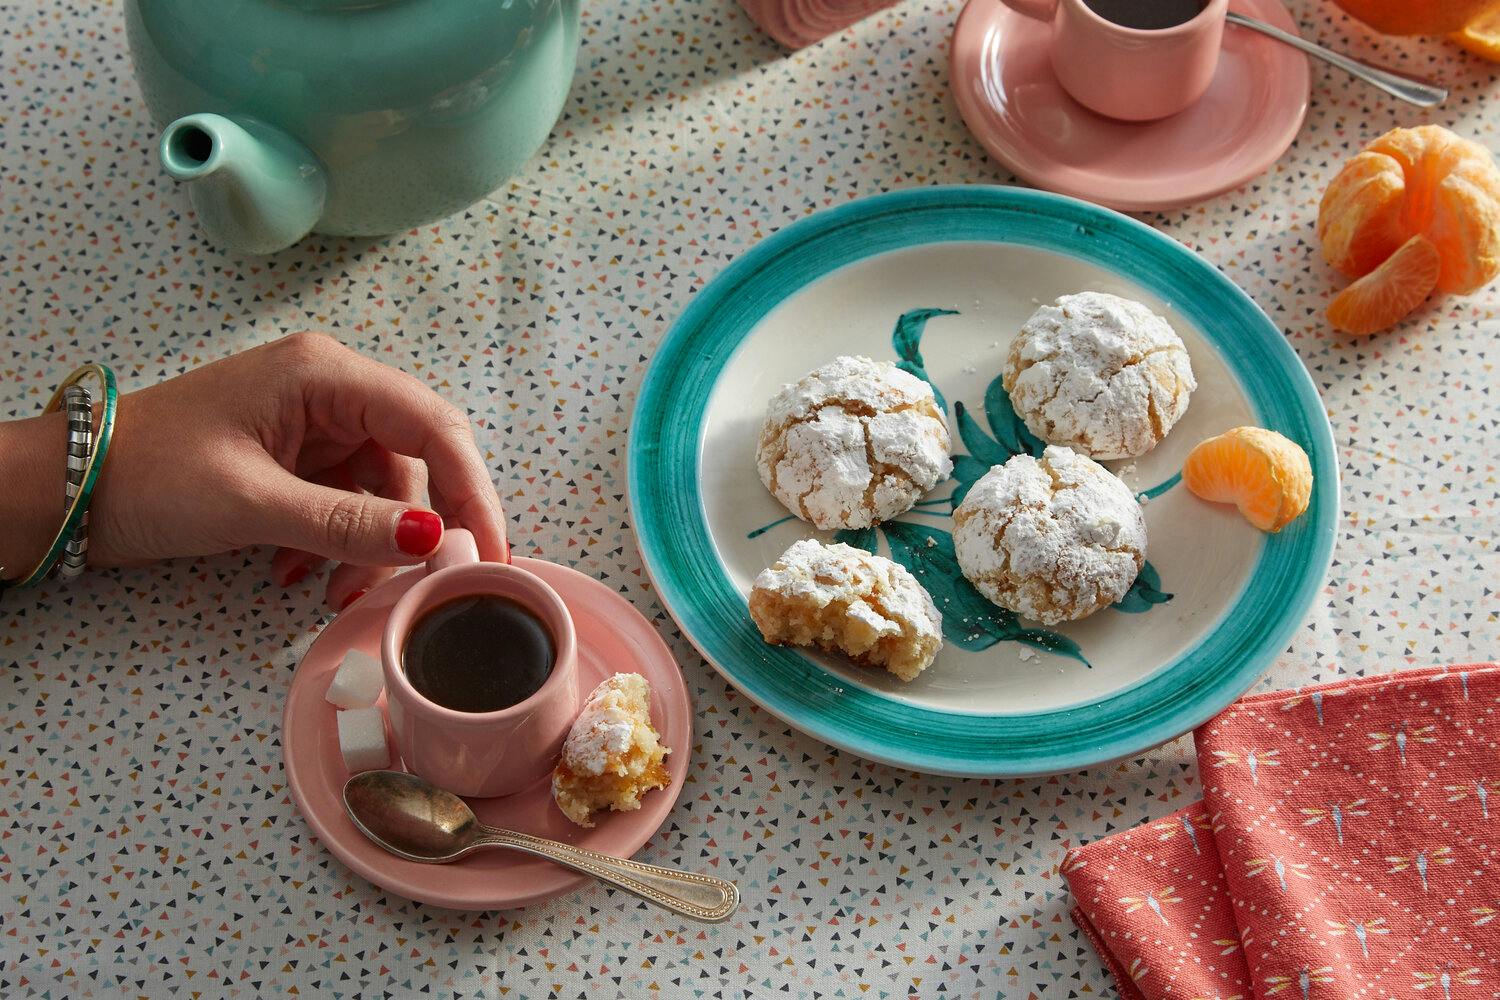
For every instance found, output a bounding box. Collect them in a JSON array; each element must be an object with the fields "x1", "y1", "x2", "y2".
[
  {"x1": 954, "y1": 400, "x2": 1009, "y2": 467},
  {"x1": 891, "y1": 307, "x2": 959, "y2": 413},
  {"x1": 948, "y1": 373, "x2": 1046, "y2": 510},
  {"x1": 1113, "y1": 561, "x2": 1173, "y2": 613},
  {"x1": 836, "y1": 520, "x2": 1089, "y2": 666},
  {"x1": 832, "y1": 525, "x2": 879, "y2": 554},
  {"x1": 982, "y1": 373, "x2": 1045, "y2": 458}
]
